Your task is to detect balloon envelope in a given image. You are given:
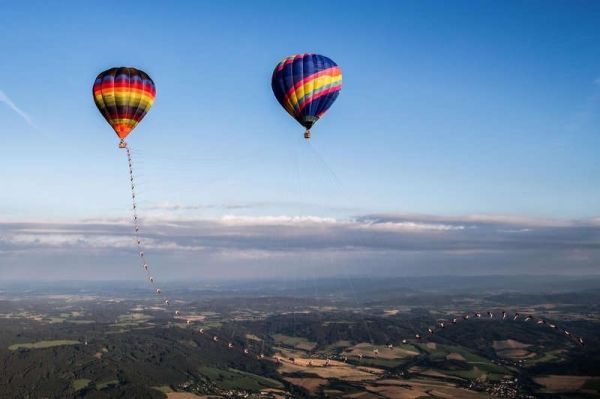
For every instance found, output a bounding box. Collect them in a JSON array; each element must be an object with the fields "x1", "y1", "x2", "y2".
[
  {"x1": 271, "y1": 54, "x2": 342, "y2": 133},
  {"x1": 93, "y1": 67, "x2": 156, "y2": 140}
]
